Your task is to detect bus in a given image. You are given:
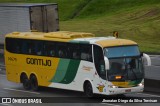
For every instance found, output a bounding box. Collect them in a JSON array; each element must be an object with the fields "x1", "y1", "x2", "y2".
[{"x1": 4, "y1": 31, "x2": 151, "y2": 97}]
